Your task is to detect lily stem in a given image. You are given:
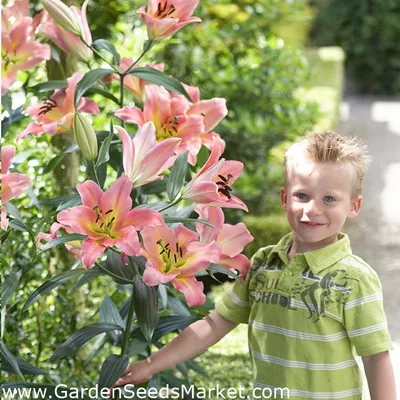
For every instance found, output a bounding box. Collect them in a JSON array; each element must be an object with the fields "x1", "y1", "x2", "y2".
[
  {"x1": 80, "y1": 36, "x2": 117, "y2": 72},
  {"x1": 120, "y1": 75, "x2": 125, "y2": 129},
  {"x1": 121, "y1": 285, "x2": 136, "y2": 357},
  {"x1": 91, "y1": 161, "x2": 101, "y2": 186},
  {"x1": 123, "y1": 40, "x2": 154, "y2": 75},
  {"x1": 159, "y1": 197, "x2": 183, "y2": 213}
]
